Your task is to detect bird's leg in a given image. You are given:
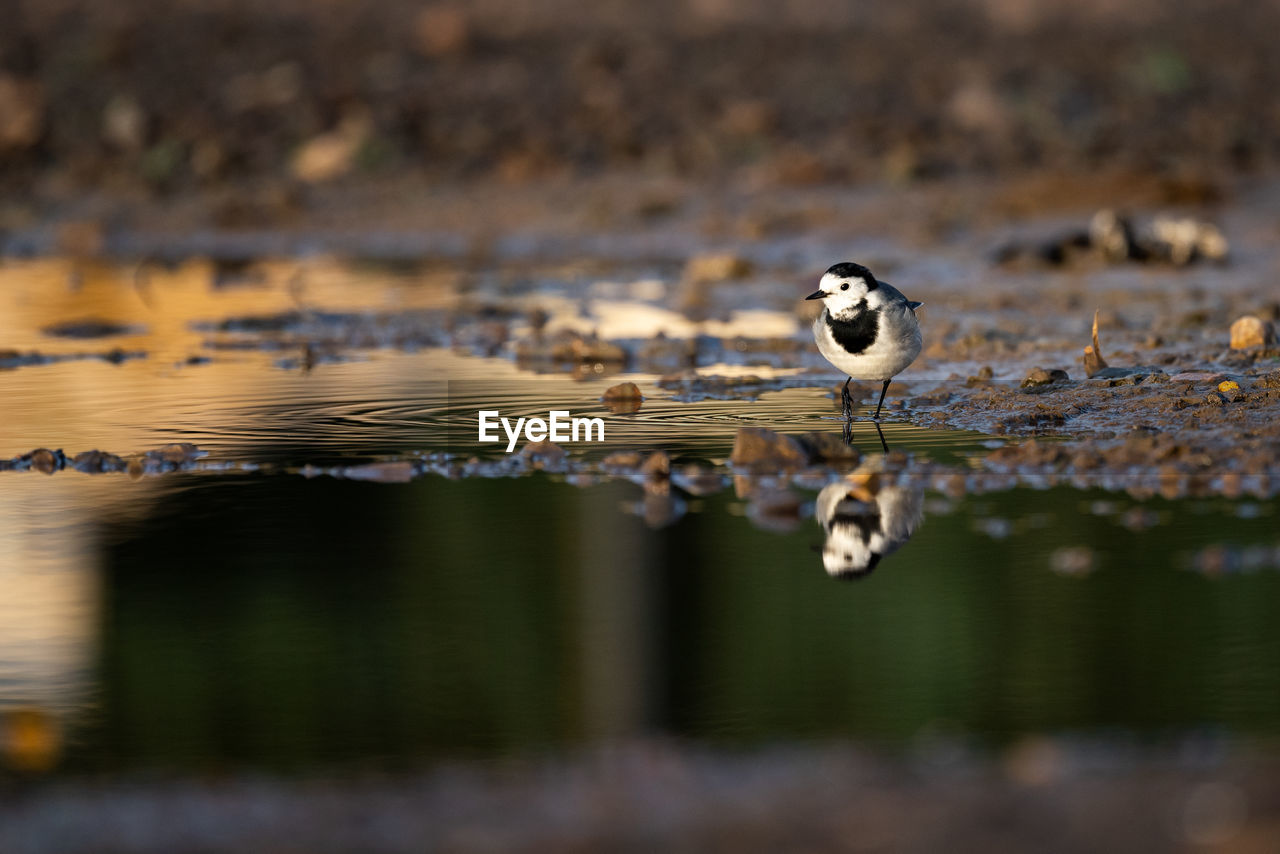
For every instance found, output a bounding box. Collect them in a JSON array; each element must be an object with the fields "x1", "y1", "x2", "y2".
[
  {"x1": 872, "y1": 420, "x2": 888, "y2": 453},
  {"x1": 842, "y1": 414, "x2": 853, "y2": 445},
  {"x1": 841, "y1": 377, "x2": 853, "y2": 421},
  {"x1": 873, "y1": 379, "x2": 892, "y2": 420}
]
